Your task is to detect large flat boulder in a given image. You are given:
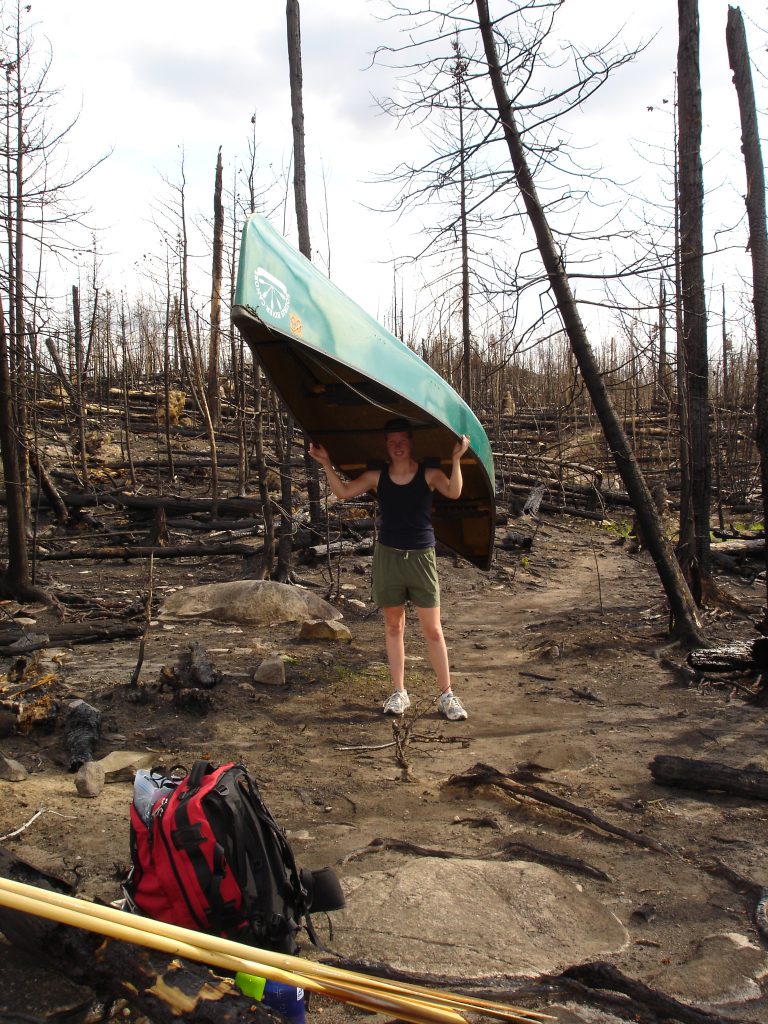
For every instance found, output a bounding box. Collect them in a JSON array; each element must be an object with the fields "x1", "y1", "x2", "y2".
[
  {"x1": 159, "y1": 580, "x2": 342, "y2": 627},
  {"x1": 333, "y1": 858, "x2": 628, "y2": 978}
]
